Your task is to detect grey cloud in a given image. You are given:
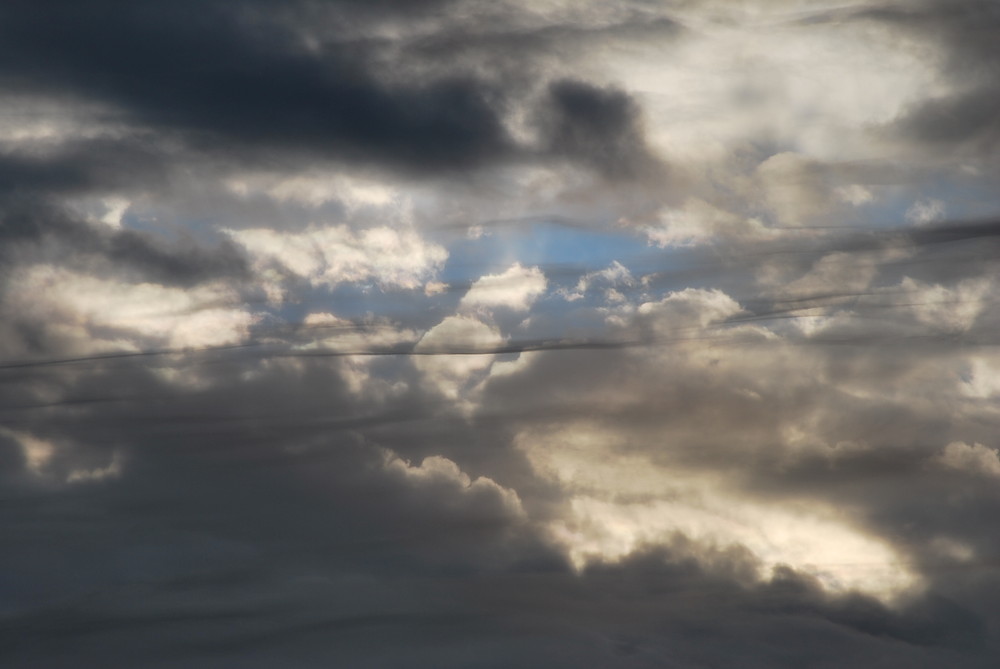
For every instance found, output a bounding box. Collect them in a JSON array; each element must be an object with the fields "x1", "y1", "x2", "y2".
[
  {"x1": 3, "y1": 496, "x2": 993, "y2": 669},
  {"x1": 3, "y1": 248, "x2": 1000, "y2": 667},
  {"x1": 0, "y1": 205, "x2": 252, "y2": 353},
  {"x1": 0, "y1": 1, "x2": 675, "y2": 189},
  {"x1": 3, "y1": 216, "x2": 999, "y2": 366},
  {"x1": 832, "y1": 1, "x2": 1000, "y2": 147},
  {"x1": 0, "y1": 1, "x2": 513, "y2": 177},
  {"x1": 0, "y1": 337, "x2": 572, "y2": 669},
  {"x1": 900, "y1": 88, "x2": 1000, "y2": 145},
  {"x1": 3, "y1": 2, "x2": 1000, "y2": 666},
  {"x1": 538, "y1": 79, "x2": 665, "y2": 181},
  {"x1": 0, "y1": 139, "x2": 167, "y2": 198}
]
